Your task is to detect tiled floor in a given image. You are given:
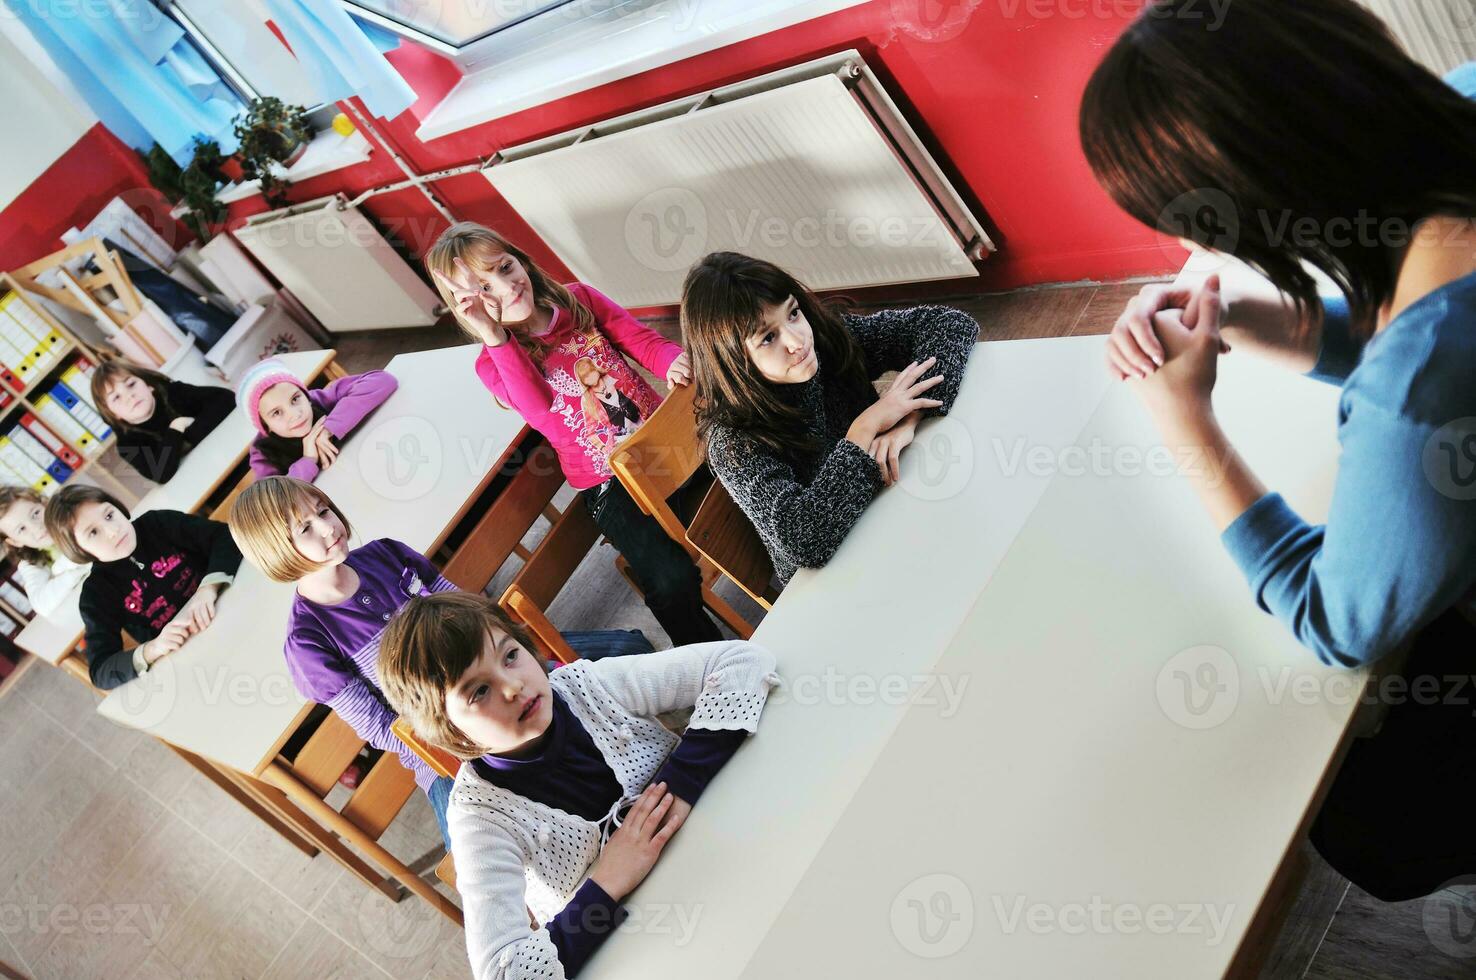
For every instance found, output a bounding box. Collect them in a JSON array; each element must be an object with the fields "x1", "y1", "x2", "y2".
[{"x1": 0, "y1": 277, "x2": 1456, "y2": 979}]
